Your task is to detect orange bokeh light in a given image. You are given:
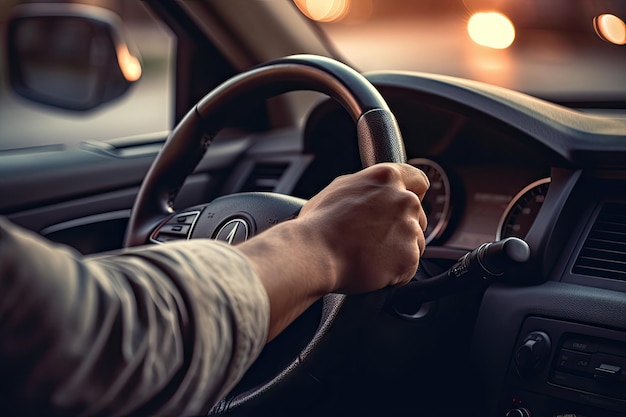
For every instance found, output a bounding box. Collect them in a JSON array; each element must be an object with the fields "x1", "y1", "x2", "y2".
[
  {"x1": 293, "y1": 0, "x2": 350, "y2": 23},
  {"x1": 116, "y1": 45, "x2": 142, "y2": 82},
  {"x1": 467, "y1": 12, "x2": 516, "y2": 49},
  {"x1": 594, "y1": 14, "x2": 626, "y2": 45}
]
